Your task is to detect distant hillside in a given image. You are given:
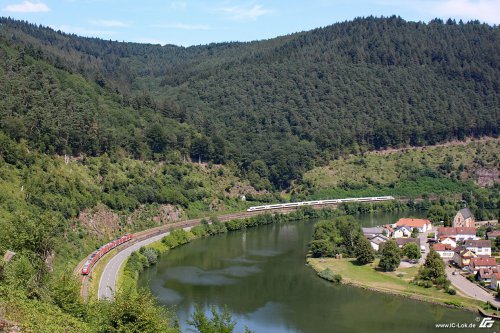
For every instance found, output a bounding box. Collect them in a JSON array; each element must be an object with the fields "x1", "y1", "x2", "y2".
[{"x1": 1, "y1": 16, "x2": 499, "y2": 188}]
